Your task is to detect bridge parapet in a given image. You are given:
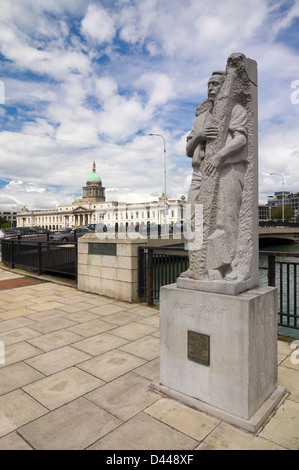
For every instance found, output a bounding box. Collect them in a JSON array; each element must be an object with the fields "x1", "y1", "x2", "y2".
[{"x1": 259, "y1": 226, "x2": 299, "y2": 242}]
